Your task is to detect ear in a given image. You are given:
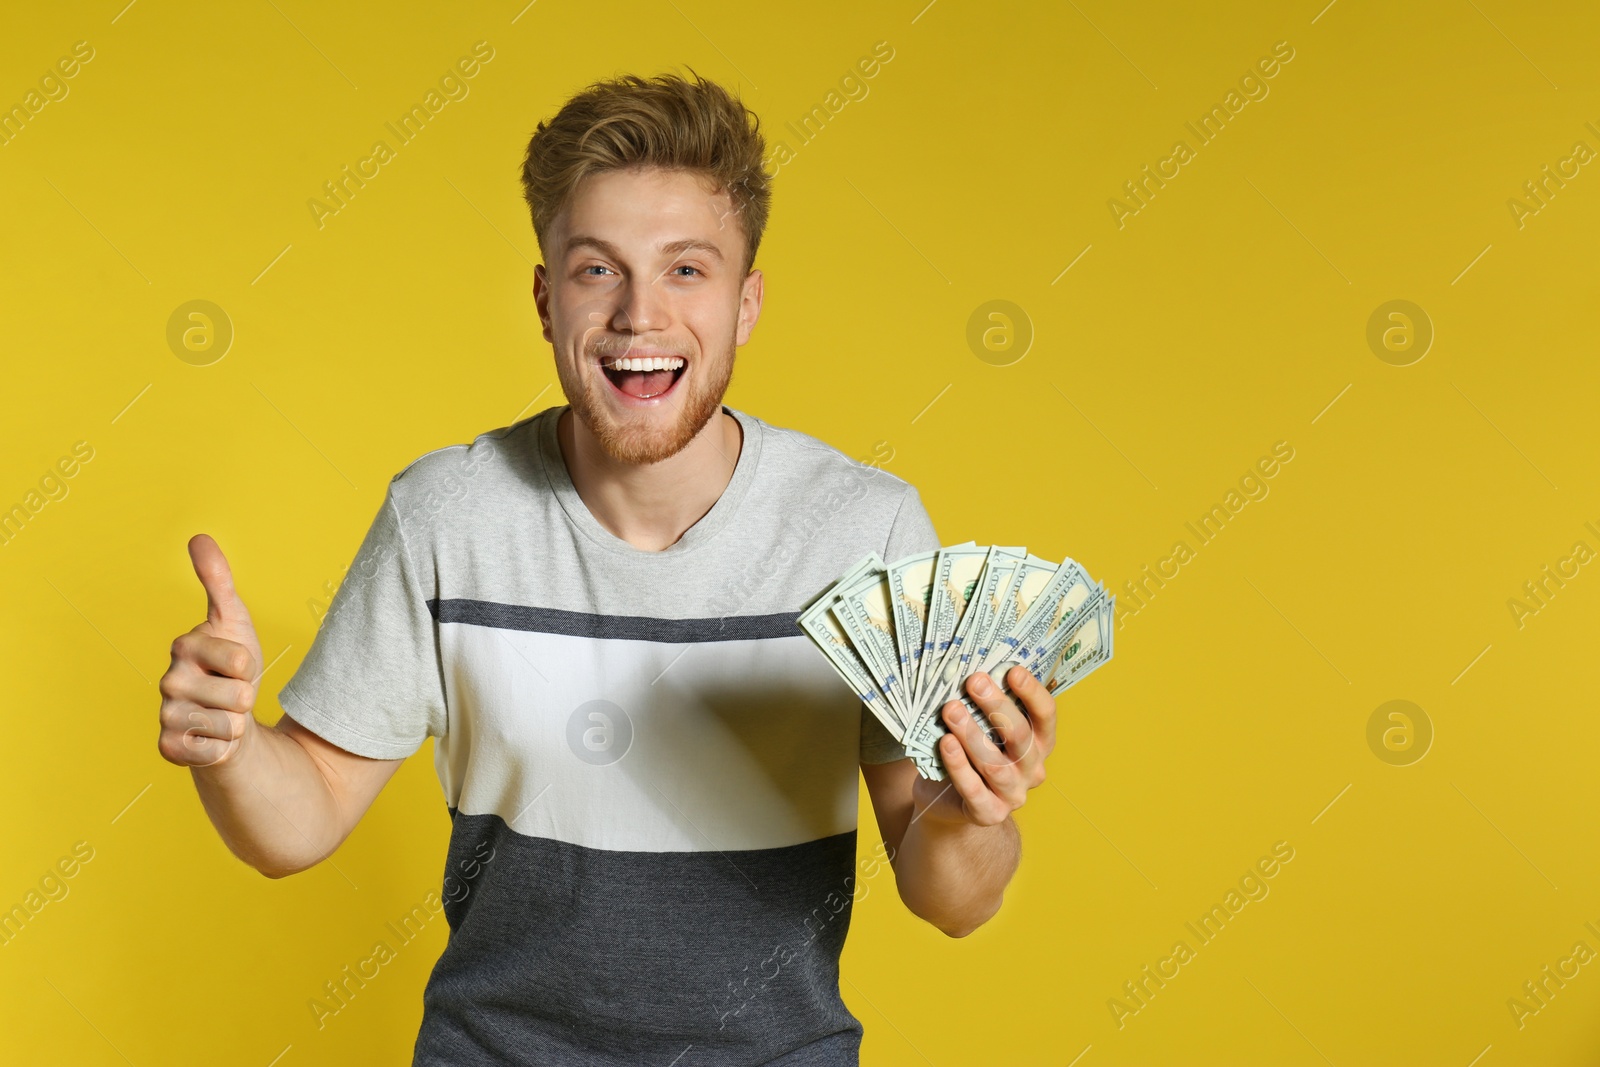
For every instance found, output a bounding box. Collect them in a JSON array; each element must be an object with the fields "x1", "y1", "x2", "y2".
[
  {"x1": 735, "y1": 267, "x2": 763, "y2": 347},
  {"x1": 533, "y1": 263, "x2": 554, "y2": 343}
]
